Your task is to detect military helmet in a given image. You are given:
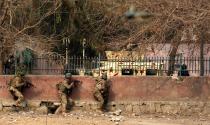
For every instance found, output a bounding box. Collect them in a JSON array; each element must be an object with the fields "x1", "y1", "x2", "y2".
[{"x1": 65, "y1": 73, "x2": 72, "y2": 78}]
